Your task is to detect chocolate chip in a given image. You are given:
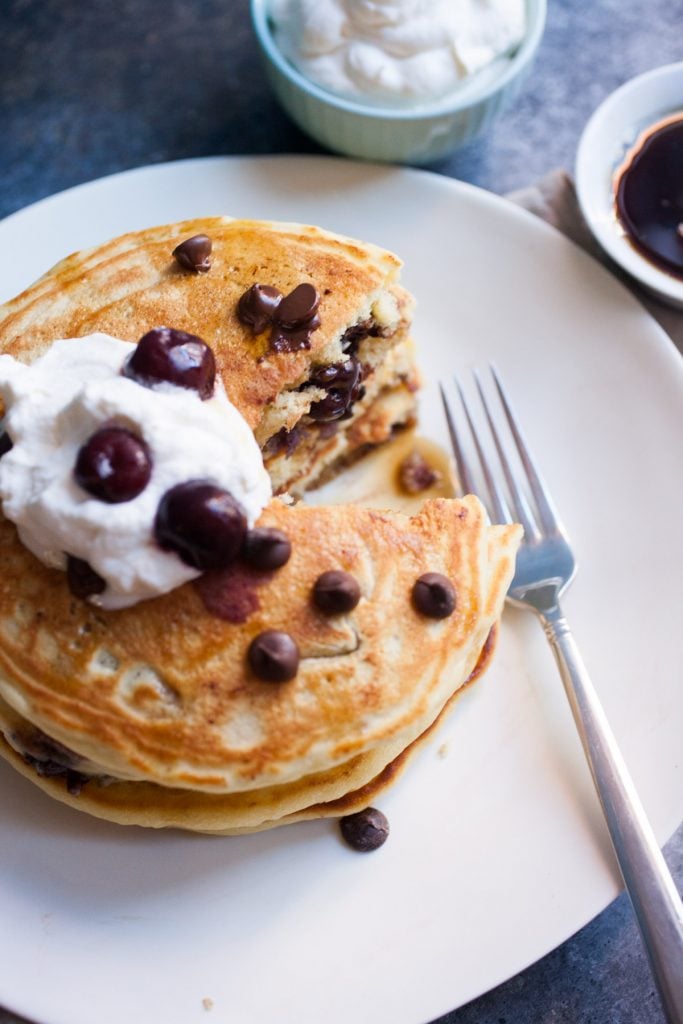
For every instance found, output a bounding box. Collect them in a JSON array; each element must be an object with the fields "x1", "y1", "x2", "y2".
[
  {"x1": 398, "y1": 451, "x2": 441, "y2": 494},
  {"x1": 270, "y1": 321, "x2": 316, "y2": 353},
  {"x1": 340, "y1": 319, "x2": 372, "y2": 353},
  {"x1": 310, "y1": 360, "x2": 357, "y2": 390},
  {"x1": 339, "y1": 807, "x2": 389, "y2": 852},
  {"x1": 313, "y1": 570, "x2": 361, "y2": 614},
  {"x1": 242, "y1": 527, "x2": 291, "y2": 570},
  {"x1": 19, "y1": 729, "x2": 88, "y2": 795},
  {"x1": 412, "y1": 573, "x2": 456, "y2": 619},
  {"x1": 0, "y1": 431, "x2": 13, "y2": 458},
  {"x1": 340, "y1": 318, "x2": 389, "y2": 353},
  {"x1": 66, "y1": 555, "x2": 106, "y2": 600},
  {"x1": 248, "y1": 630, "x2": 299, "y2": 682},
  {"x1": 307, "y1": 356, "x2": 364, "y2": 422},
  {"x1": 263, "y1": 425, "x2": 303, "y2": 459},
  {"x1": 20, "y1": 728, "x2": 80, "y2": 769},
  {"x1": 238, "y1": 284, "x2": 283, "y2": 334},
  {"x1": 275, "y1": 283, "x2": 320, "y2": 330},
  {"x1": 172, "y1": 234, "x2": 212, "y2": 273},
  {"x1": 237, "y1": 281, "x2": 321, "y2": 353}
]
